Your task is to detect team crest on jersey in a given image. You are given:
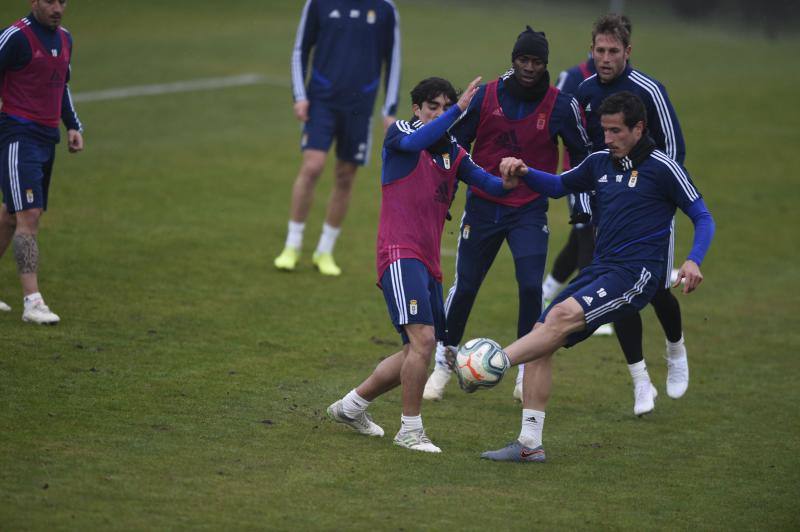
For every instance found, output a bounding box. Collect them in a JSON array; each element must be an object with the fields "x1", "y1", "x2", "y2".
[
  {"x1": 367, "y1": 9, "x2": 376, "y2": 23},
  {"x1": 628, "y1": 170, "x2": 638, "y2": 188},
  {"x1": 409, "y1": 299, "x2": 418, "y2": 315},
  {"x1": 26, "y1": 189, "x2": 34, "y2": 203},
  {"x1": 582, "y1": 295, "x2": 594, "y2": 306},
  {"x1": 442, "y1": 153, "x2": 451, "y2": 169},
  {"x1": 463, "y1": 225, "x2": 471, "y2": 239},
  {"x1": 536, "y1": 113, "x2": 547, "y2": 130}
]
